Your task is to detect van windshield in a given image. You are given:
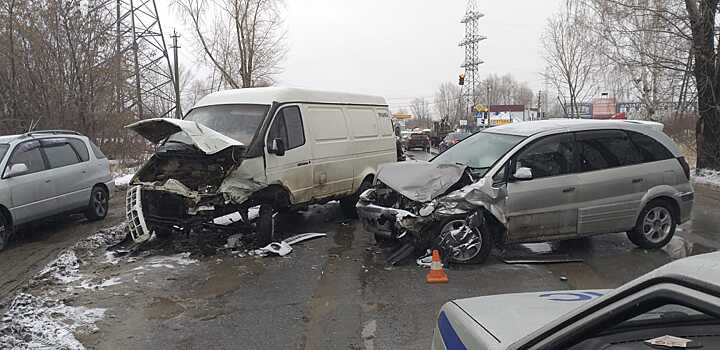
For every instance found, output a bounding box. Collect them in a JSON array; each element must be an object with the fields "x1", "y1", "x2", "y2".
[
  {"x1": 432, "y1": 131, "x2": 525, "y2": 175},
  {"x1": 0, "y1": 144, "x2": 8, "y2": 161},
  {"x1": 168, "y1": 104, "x2": 269, "y2": 145}
]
